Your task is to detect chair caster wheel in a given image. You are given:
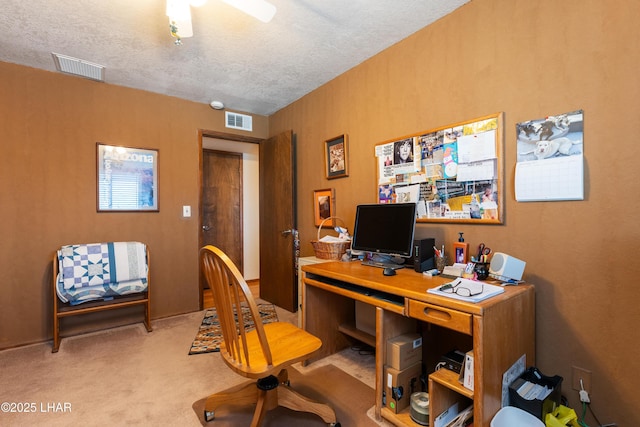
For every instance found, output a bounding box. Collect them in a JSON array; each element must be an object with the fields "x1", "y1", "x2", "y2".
[
  {"x1": 204, "y1": 410, "x2": 215, "y2": 422},
  {"x1": 329, "y1": 422, "x2": 341, "y2": 427}
]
